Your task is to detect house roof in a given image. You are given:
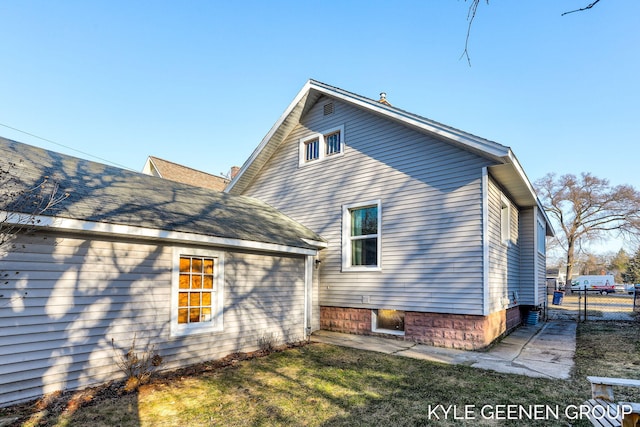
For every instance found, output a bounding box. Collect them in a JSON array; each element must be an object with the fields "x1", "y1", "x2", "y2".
[
  {"x1": 0, "y1": 137, "x2": 325, "y2": 253},
  {"x1": 142, "y1": 156, "x2": 230, "y2": 191},
  {"x1": 225, "y1": 79, "x2": 554, "y2": 236}
]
